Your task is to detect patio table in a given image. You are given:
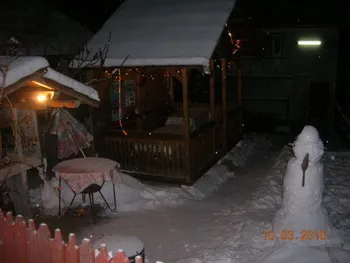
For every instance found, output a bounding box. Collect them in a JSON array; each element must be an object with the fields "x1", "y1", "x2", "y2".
[{"x1": 53, "y1": 157, "x2": 121, "y2": 217}]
